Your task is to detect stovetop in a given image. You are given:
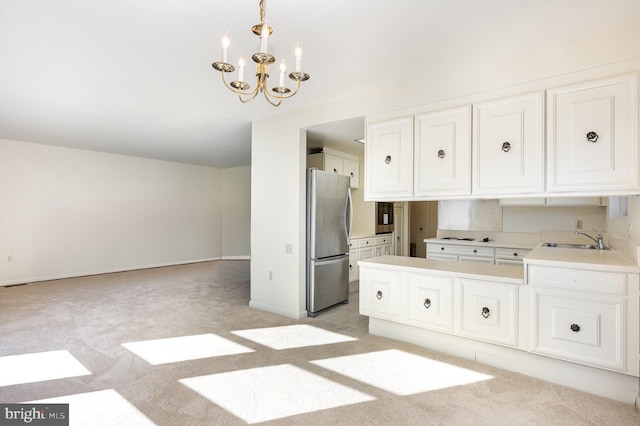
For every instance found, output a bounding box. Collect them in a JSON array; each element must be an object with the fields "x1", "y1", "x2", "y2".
[{"x1": 440, "y1": 236, "x2": 492, "y2": 242}]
